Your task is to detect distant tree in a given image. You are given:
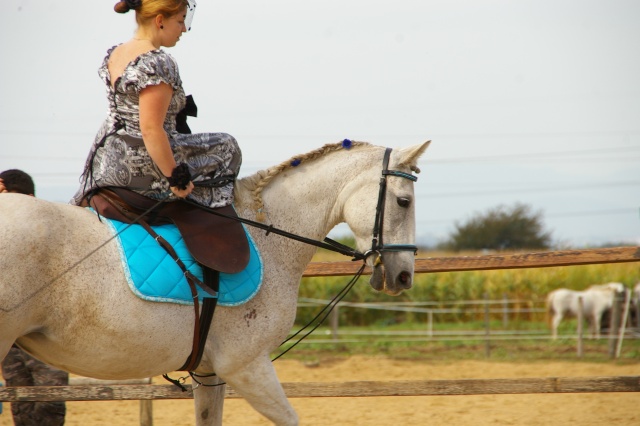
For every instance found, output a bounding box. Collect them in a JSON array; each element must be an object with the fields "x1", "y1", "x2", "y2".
[{"x1": 441, "y1": 203, "x2": 552, "y2": 251}]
